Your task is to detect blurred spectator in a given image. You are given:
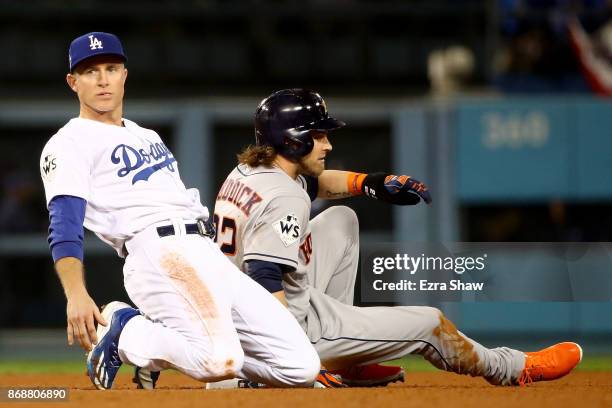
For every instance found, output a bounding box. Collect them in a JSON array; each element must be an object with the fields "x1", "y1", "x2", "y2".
[
  {"x1": 427, "y1": 45, "x2": 475, "y2": 96},
  {"x1": 493, "y1": 0, "x2": 594, "y2": 93}
]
